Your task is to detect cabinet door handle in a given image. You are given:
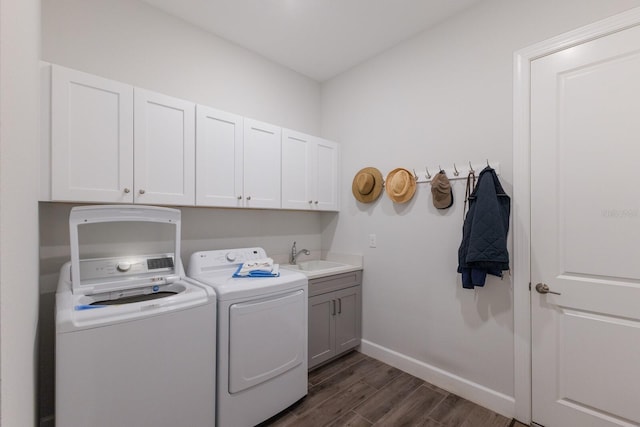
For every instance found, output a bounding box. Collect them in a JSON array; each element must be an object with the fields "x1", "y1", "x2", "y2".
[
  {"x1": 237, "y1": 195, "x2": 242, "y2": 200},
  {"x1": 332, "y1": 299, "x2": 336, "y2": 316},
  {"x1": 246, "y1": 196, "x2": 251, "y2": 201},
  {"x1": 314, "y1": 200, "x2": 319, "y2": 205},
  {"x1": 138, "y1": 189, "x2": 146, "y2": 195},
  {"x1": 123, "y1": 188, "x2": 131, "y2": 194},
  {"x1": 337, "y1": 298, "x2": 342, "y2": 314}
]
